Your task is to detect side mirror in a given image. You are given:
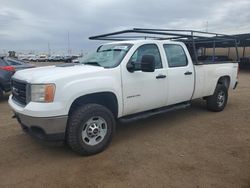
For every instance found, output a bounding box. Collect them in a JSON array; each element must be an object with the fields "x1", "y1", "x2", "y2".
[
  {"x1": 127, "y1": 61, "x2": 135, "y2": 73},
  {"x1": 141, "y1": 55, "x2": 155, "y2": 72}
]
